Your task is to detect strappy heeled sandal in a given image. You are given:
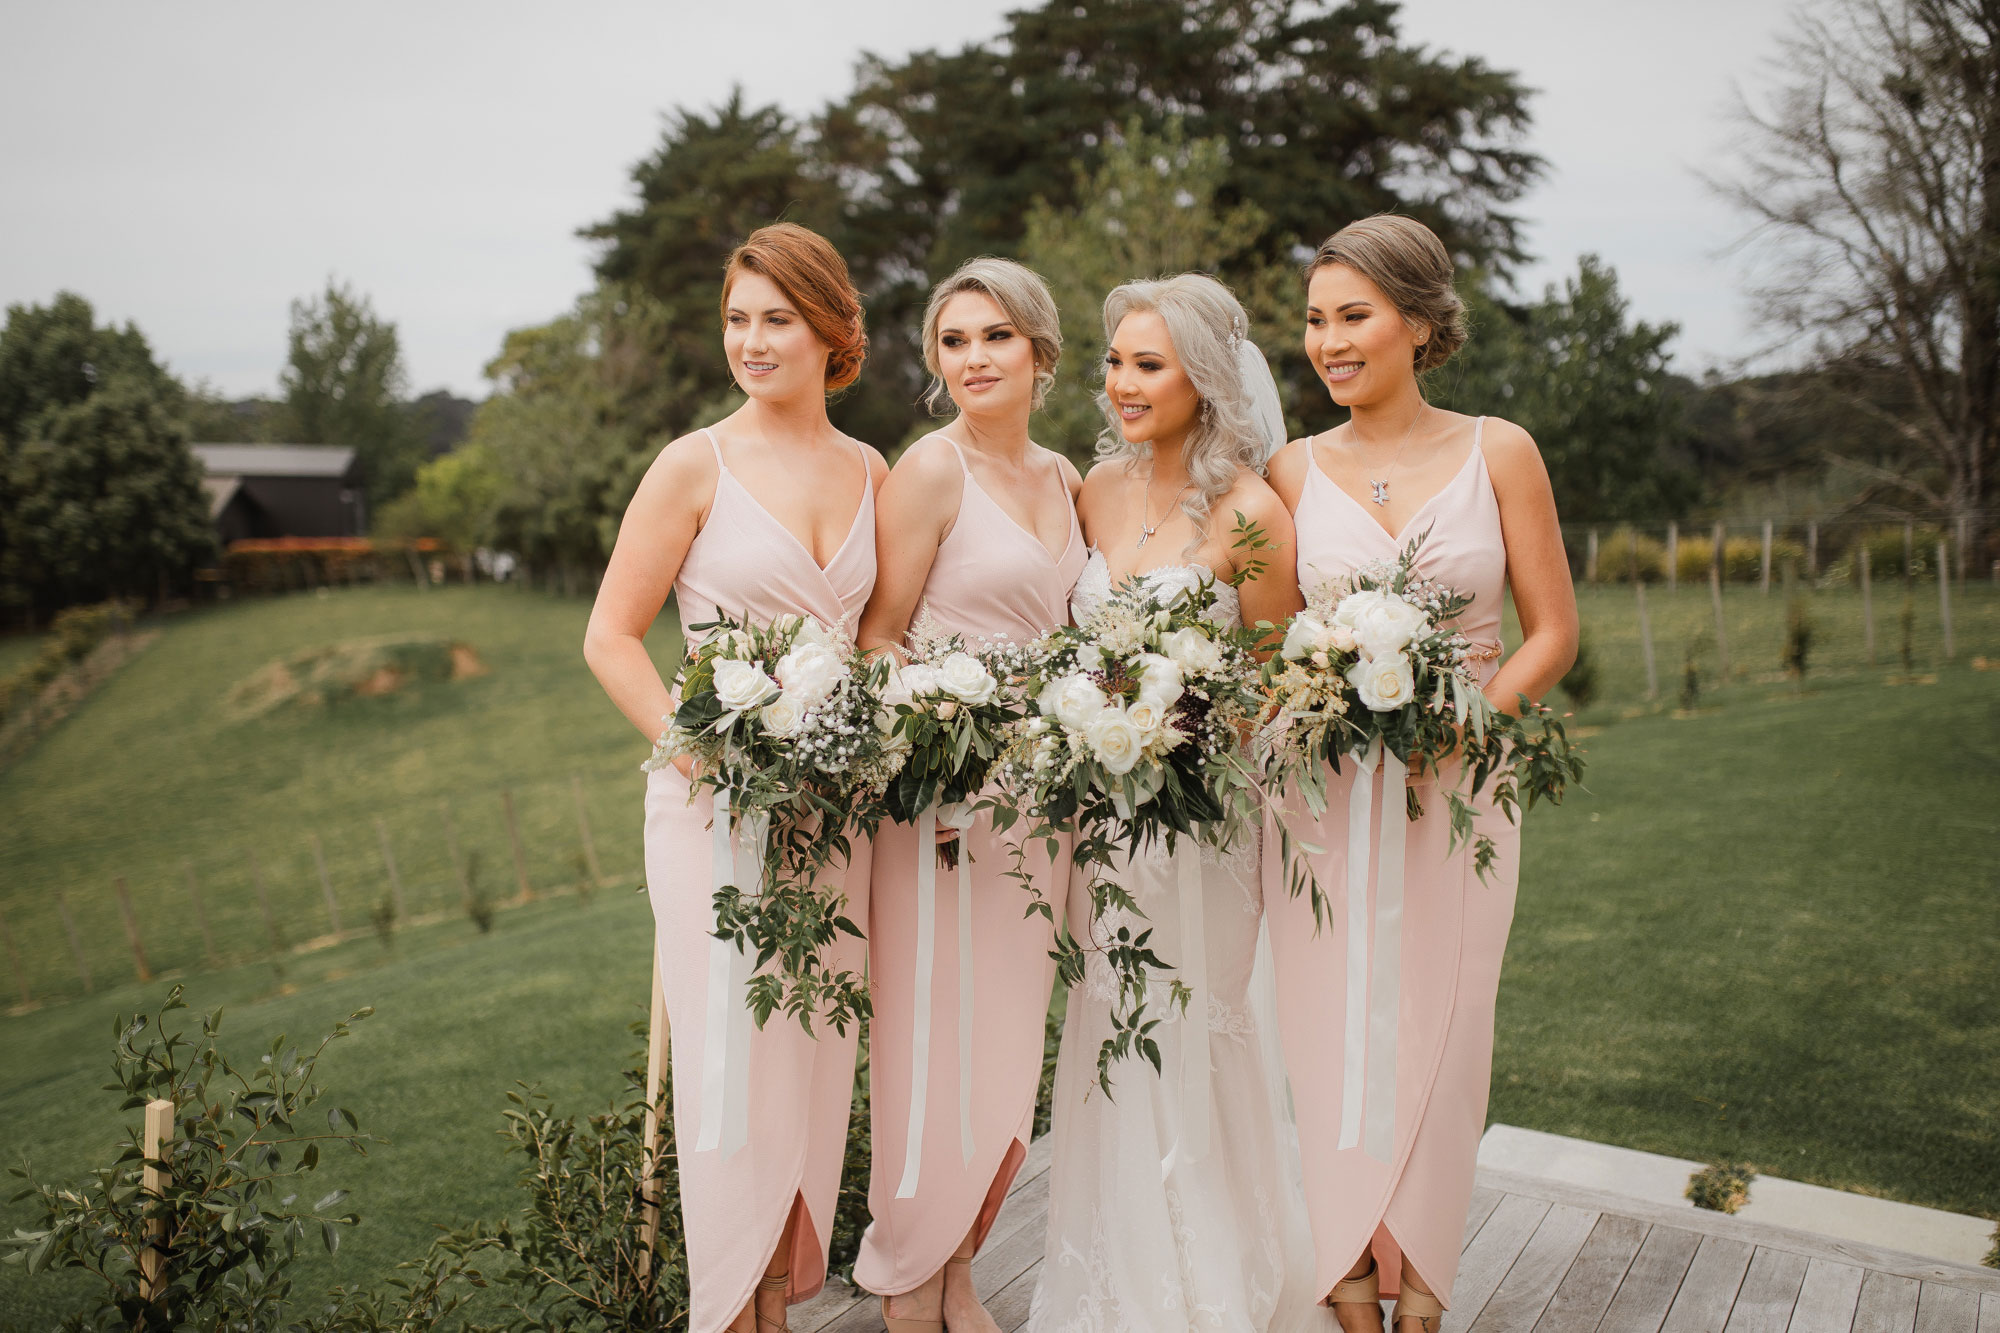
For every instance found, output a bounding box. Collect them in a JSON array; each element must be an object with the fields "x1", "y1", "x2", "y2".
[
  {"x1": 1325, "y1": 1256, "x2": 1380, "y2": 1313},
  {"x1": 755, "y1": 1271, "x2": 791, "y2": 1332},
  {"x1": 1392, "y1": 1278, "x2": 1443, "y2": 1333},
  {"x1": 881, "y1": 1250, "x2": 976, "y2": 1333}
]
